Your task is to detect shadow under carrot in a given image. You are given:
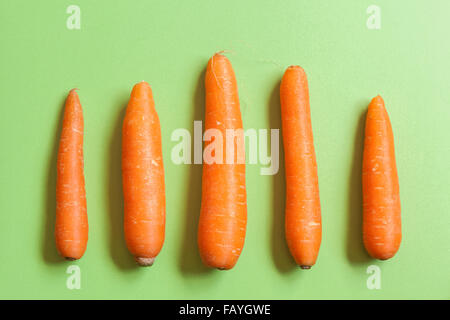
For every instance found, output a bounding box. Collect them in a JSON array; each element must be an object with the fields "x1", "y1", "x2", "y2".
[
  {"x1": 42, "y1": 96, "x2": 66, "y2": 264},
  {"x1": 346, "y1": 106, "x2": 372, "y2": 264},
  {"x1": 178, "y1": 68, "x2": 212, "y2": 275}
]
